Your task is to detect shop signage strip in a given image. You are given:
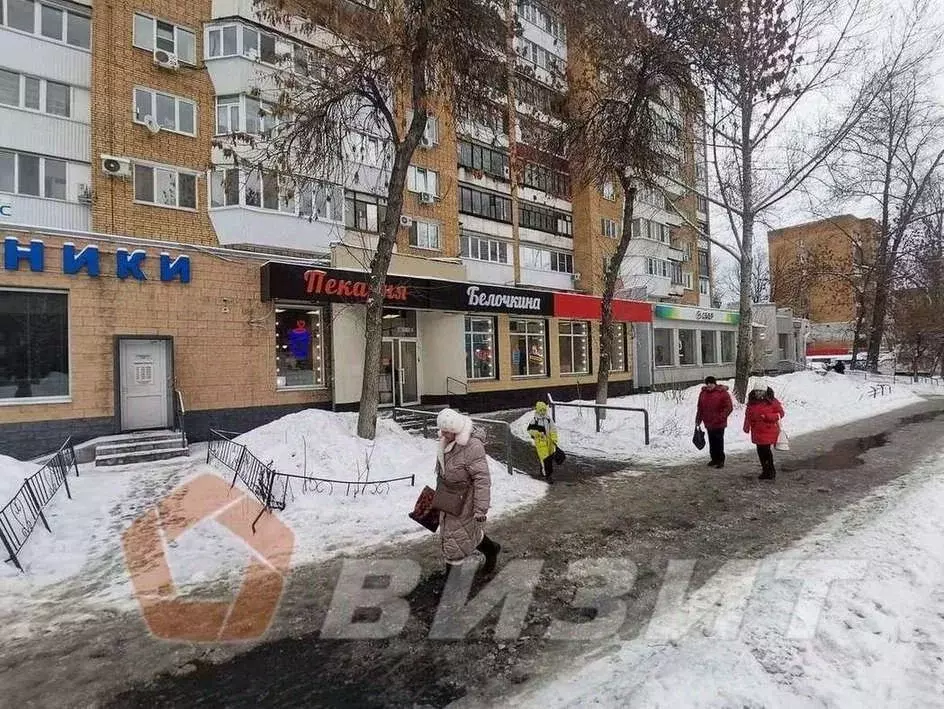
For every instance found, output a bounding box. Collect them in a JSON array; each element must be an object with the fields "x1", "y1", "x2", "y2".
[
  {"x1": 553, "y1": 292, "x2": 652, "y2": 323},
  {"x1": 260, "y1": 264, "x2": 555, "y2": 316},
  {"x1": 654, "y1": 304, "x2": 740, "y2": 324}
]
